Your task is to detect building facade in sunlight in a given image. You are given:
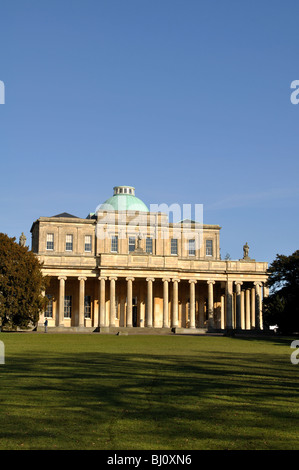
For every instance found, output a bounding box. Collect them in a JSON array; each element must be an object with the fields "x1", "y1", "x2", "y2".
[{"x1": 31, "y1": 185, "x2": 268, "y2": 332}]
